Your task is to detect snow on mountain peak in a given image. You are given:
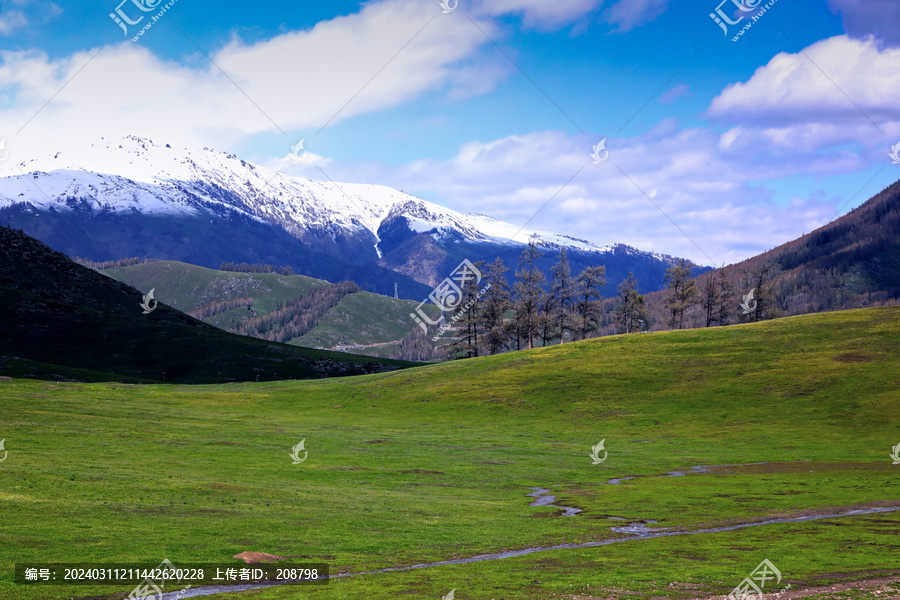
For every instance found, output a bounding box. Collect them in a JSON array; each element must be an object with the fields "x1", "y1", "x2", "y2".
[{"x1": 0, "y1": 136, "x2": 615, "y2": 255}]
